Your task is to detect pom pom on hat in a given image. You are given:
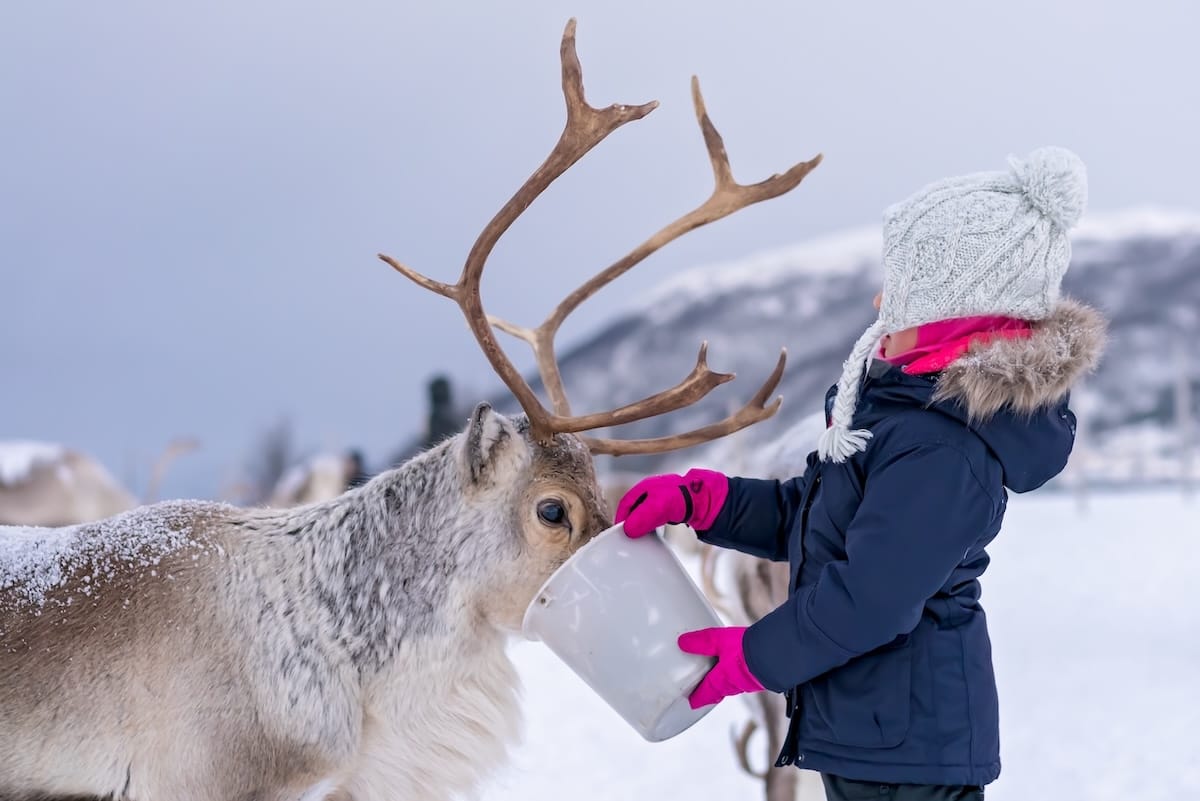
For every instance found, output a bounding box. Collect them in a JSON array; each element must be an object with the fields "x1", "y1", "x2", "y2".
[{"x1": 1007, "y1": 146, "x2": 1088, "y2": 230}]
